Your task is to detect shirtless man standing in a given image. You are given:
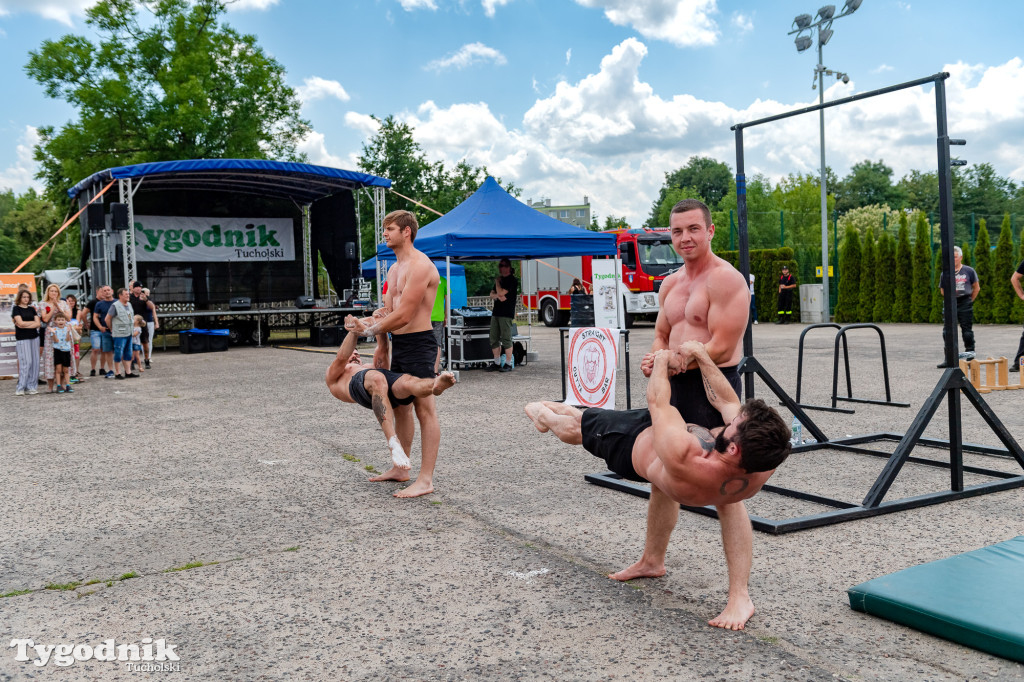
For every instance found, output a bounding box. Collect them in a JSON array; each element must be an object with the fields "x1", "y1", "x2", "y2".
[
  {"x1": 526, "y1": 342, "x2": 790, "y2": 624},
  {"x1": 326, "y1": 314, "x2": 455, "y2": 472},
  {"x1": 631, "y1": 198, "x2": 754, "y2": 628},
  {"x1": 349, "y1": 210, "x2": 441, "y2": 498}
]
